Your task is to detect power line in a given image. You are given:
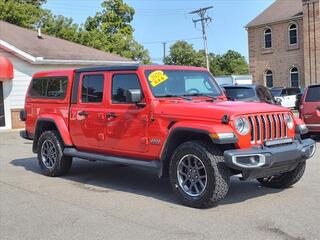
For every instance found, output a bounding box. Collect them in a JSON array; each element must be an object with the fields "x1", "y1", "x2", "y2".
[
  {"x1": 141, "y1": 37, "x2": 202, "y2": 45},
  {"x1": 189, "y1": 6, "x2": 213, "y2": 70},
  {"x1": 45, "y1": 6, "x2": 191, "y2": 16}
]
